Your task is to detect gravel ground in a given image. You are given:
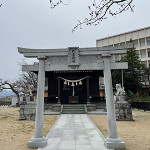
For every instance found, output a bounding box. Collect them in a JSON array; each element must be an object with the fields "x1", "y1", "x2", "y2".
[
  {"x1": 89, "y1": 110, "x2": 150, "y2": 150},
  {"x1": 0, "y1": 107, "x2": 58, "y2": 150},
  {"x1": 0, "y1": 107, "x2": 150, "y2": 150}
]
